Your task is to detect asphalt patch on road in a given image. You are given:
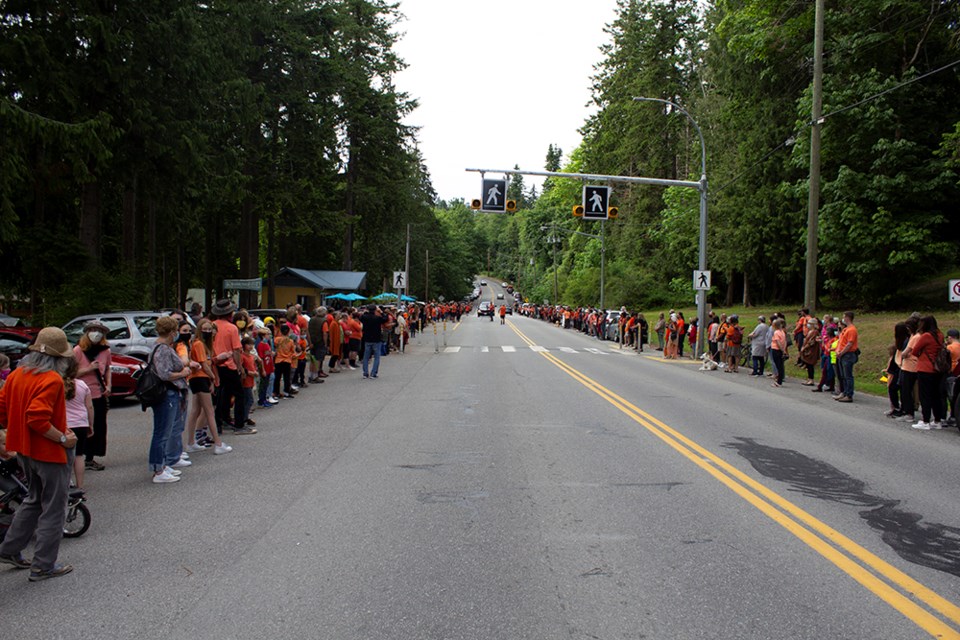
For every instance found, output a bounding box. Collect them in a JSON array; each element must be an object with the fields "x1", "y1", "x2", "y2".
[{"x1": 723, "y1": 437, "x2": 960, "y2": 579}]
